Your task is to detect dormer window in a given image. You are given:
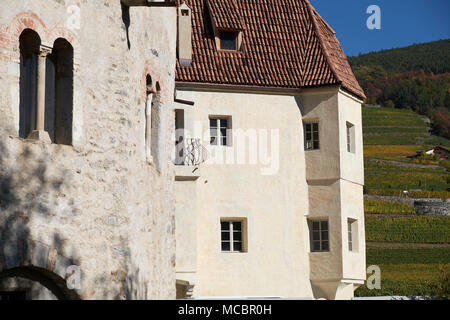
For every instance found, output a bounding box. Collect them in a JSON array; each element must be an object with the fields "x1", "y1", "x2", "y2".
[{"x1": 218, "y1": 30, "x2": 238, "y2": 51}]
